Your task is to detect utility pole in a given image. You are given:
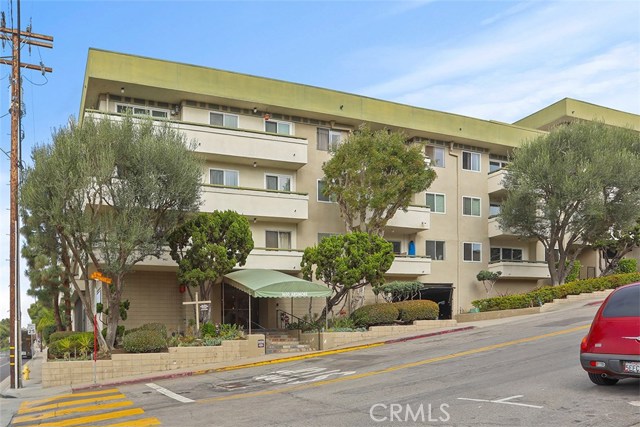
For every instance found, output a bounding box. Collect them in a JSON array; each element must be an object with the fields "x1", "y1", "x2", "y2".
[{"x1": 0, "y1": 0, "x2": 52, "y2": 389}]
